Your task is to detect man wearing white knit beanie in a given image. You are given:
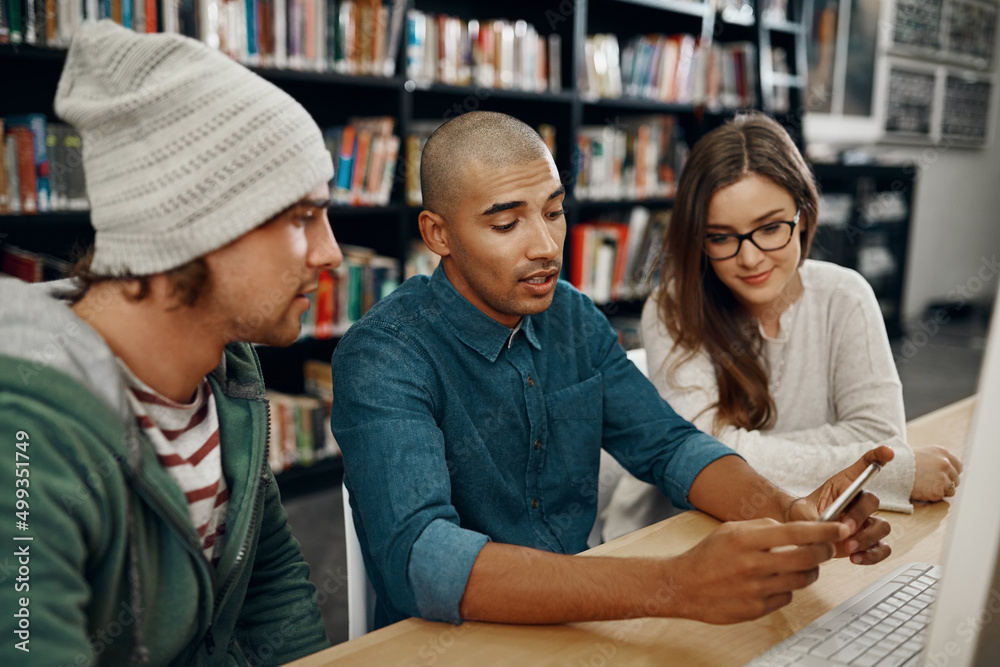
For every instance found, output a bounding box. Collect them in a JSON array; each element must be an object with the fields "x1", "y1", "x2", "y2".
[{"x1": 0, "y1": 20, "x2": 341, "y2": 666}]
